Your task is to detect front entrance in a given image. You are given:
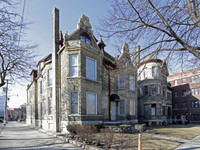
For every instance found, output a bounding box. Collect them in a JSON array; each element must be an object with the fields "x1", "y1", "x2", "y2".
[{"x1": 111, "y1": 102, "x2": 116, "y2": 121}]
